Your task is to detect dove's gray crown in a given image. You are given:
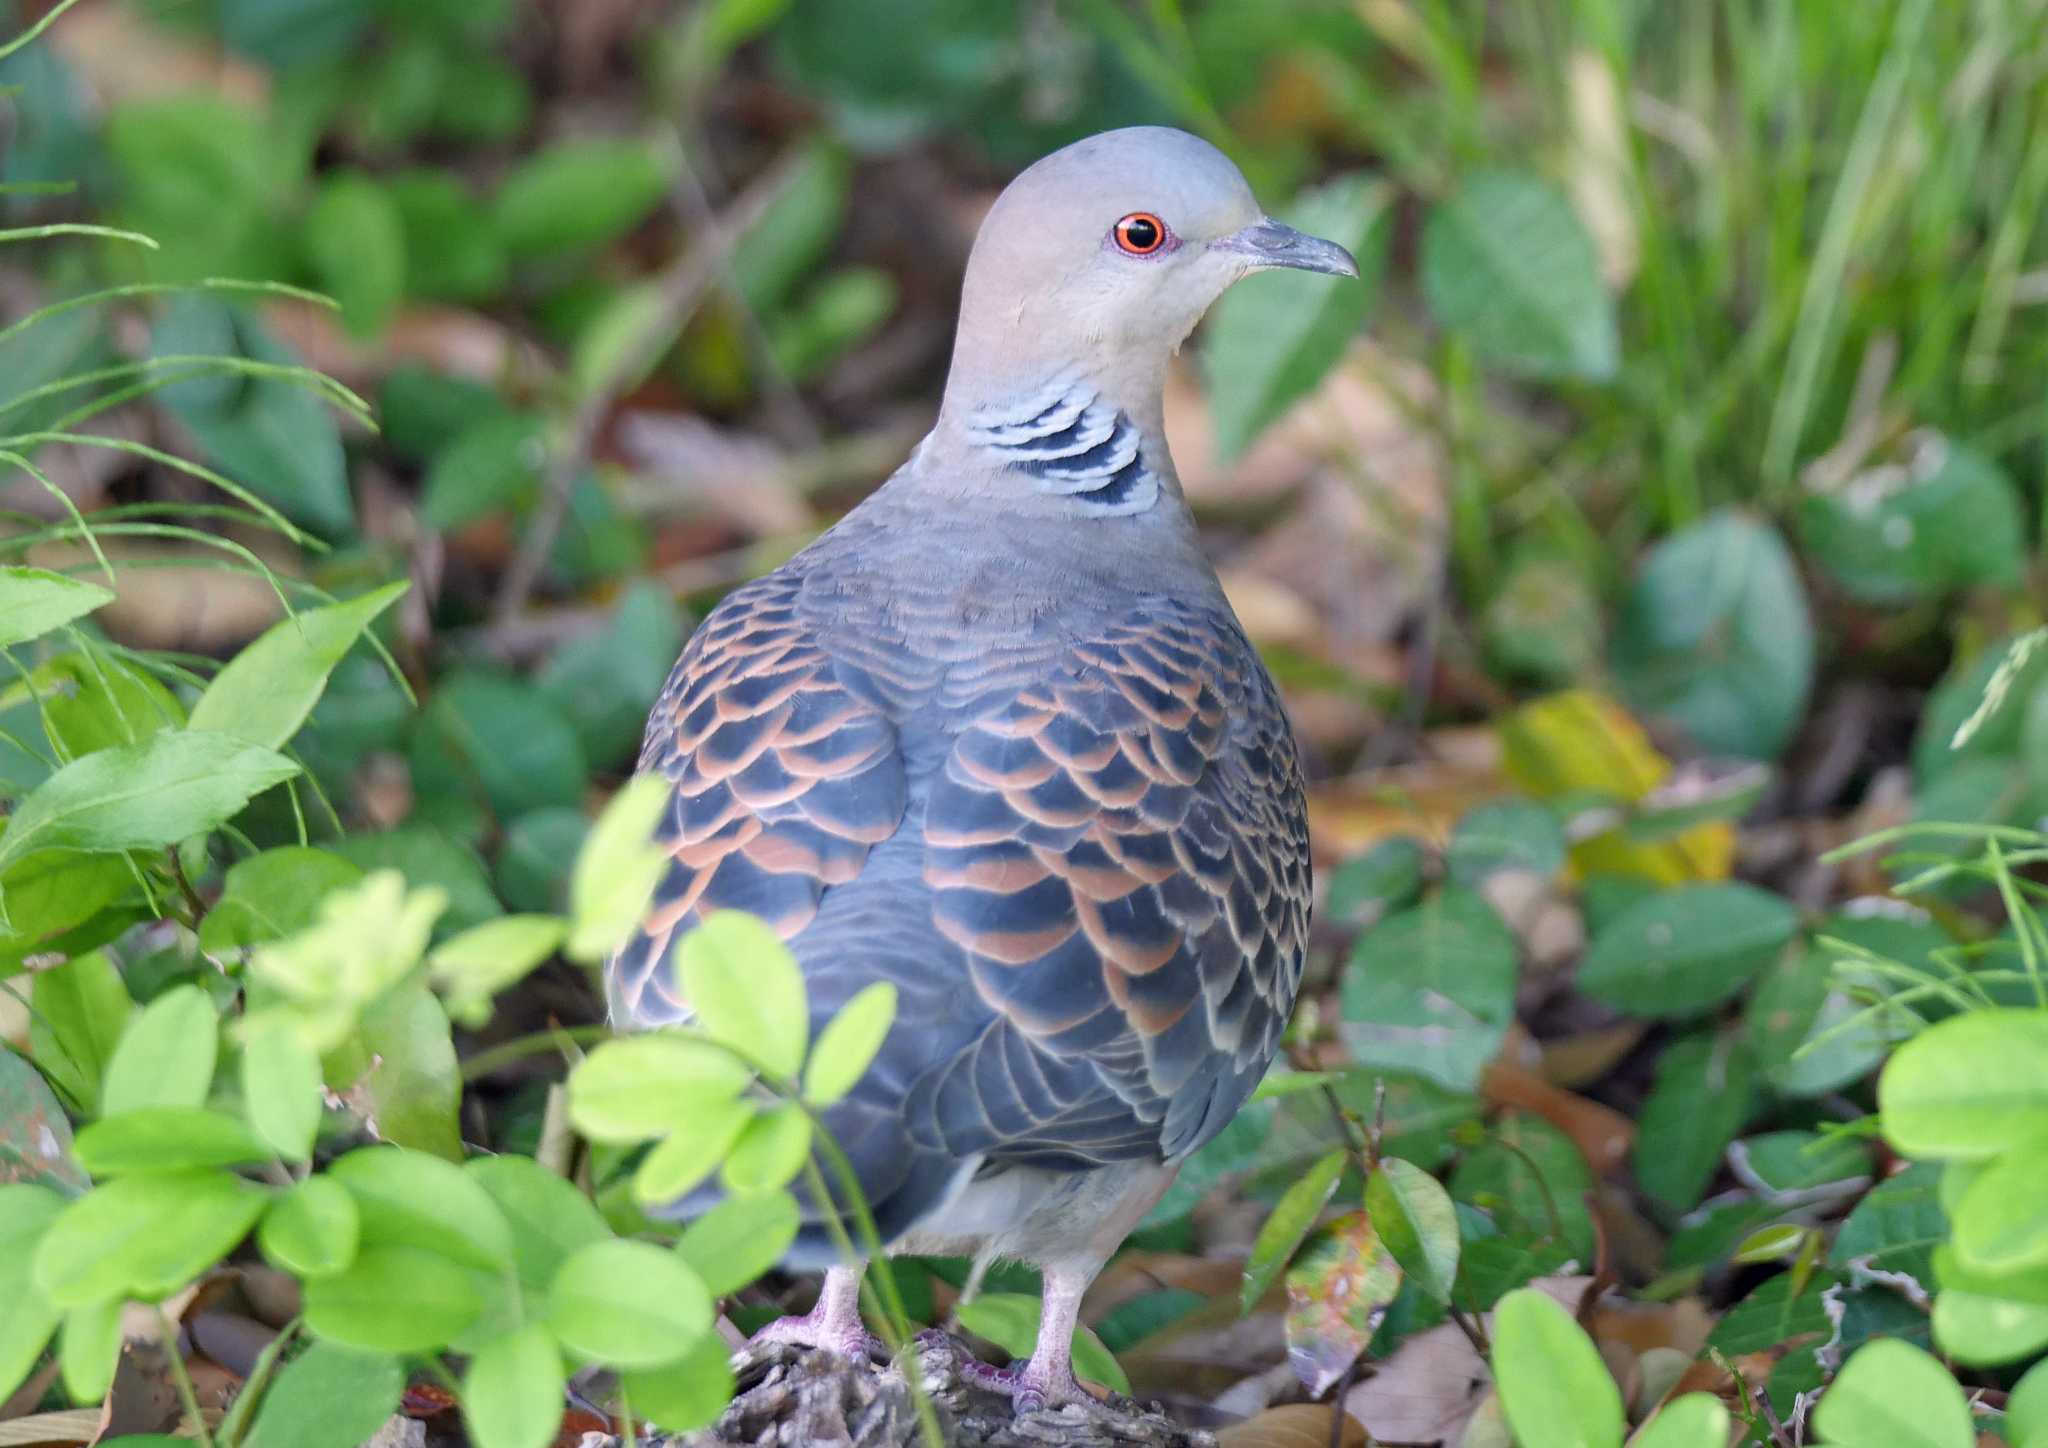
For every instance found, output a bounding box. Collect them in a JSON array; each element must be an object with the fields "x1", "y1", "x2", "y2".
[{"x1": 606, "y1": 125, "x2": 1352, "y2": 1404}]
